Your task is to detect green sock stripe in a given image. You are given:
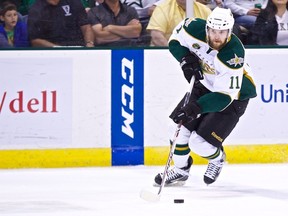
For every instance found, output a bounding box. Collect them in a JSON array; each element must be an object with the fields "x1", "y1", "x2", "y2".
[
  {"x1": 170, "y1": 141, "x2": 189, "y2": 148},
  {"x1": 202, "y1": 148, "x2": 220, "y2": 160},
  {"x1": 173, "y1": 143, "x2": 190, "y2": 155}
]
